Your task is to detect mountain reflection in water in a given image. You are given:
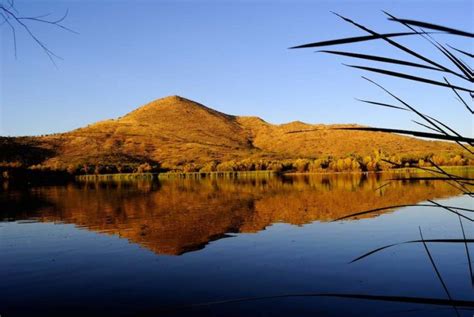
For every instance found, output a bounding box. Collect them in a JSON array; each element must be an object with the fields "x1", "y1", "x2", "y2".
[{"x1": 1, "y1": 172, "x2": 464, "y2": 256}]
